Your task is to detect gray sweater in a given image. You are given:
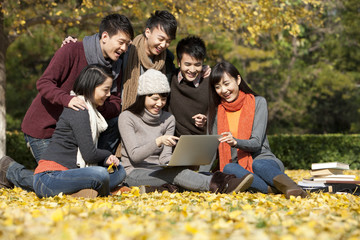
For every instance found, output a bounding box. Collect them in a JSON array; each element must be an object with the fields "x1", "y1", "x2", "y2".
[
  {"x1": 118, "y1": 109, "x2": 175, "y2": 174},
  {"x1": 212, "y1": 96, "x2": 284, "y2": 172}
]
